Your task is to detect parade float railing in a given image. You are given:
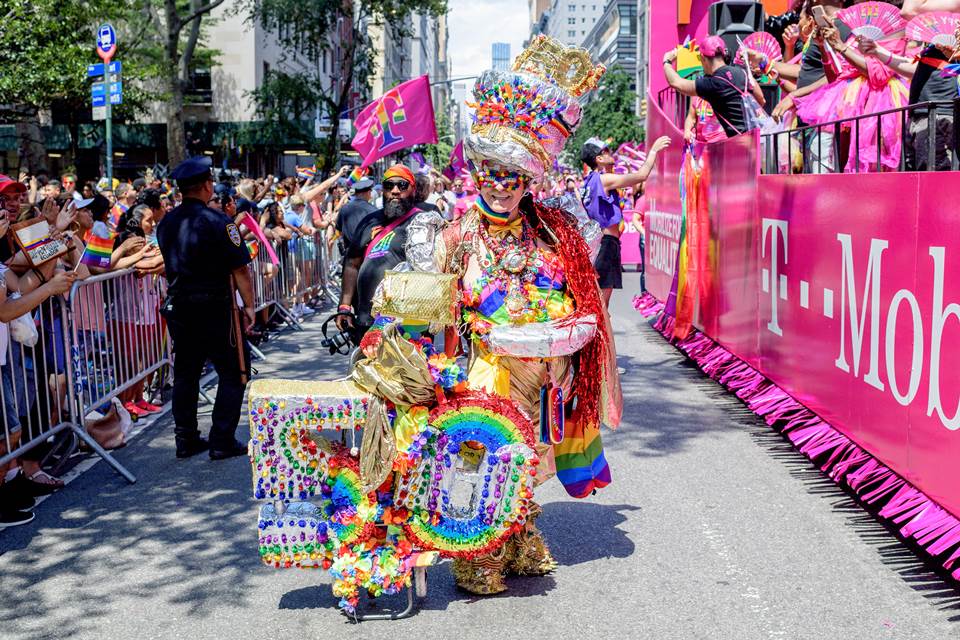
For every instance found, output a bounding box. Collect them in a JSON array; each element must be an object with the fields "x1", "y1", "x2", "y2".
[
  {"x1": 0, "y1": 232, "x2": 340, "y2": 484},
  {"x1": 642, "y1": 92, "x2": 960, "y2": 579},
  {"x1": 760, "y1": 99, "x2": 960, "y2": 175},
  {"x1": 655, "y1": 88, "x2": 960, "y2": 175}
]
